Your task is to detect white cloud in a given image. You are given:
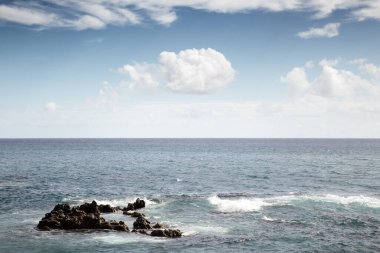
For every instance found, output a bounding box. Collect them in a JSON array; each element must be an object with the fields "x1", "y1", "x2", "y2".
[
  {"x1": 350, "y1": 59, "x2": 380, "y2": 79},
  {"x1": 160, "y1": 48, "x2": 235, "y2": 93},
  {"x1": 0, "y1": 4, "x2": 61, "y2": 26},
  {"x1": 282, "y1": 59, "x2": 380, "y2": 98},
  {"x1": 353, "y1": 1, "x2": 380, "y2": 21},
  {"x1": 118, "y1": 63, "x2": 161, "y2": 91},
  {"x1": 72, "y1": 15, "x2": 105, "y2": 30},
  {"x1": 297, "y1": 23, "x2": 341, "y2": 39},
  {"x1": 6, "y1": 57, "x2": 380, "y2": 138},
  {"x1": 0, "y1": 1, "x2": 380, "y2": 29},
  {"x1": 118, "y1": 48, "x2": 235, "y2": 94},
  {"x1": 45, "y1": 101, "x2": 57, "y2": 112},
  {"x1": 281, "y1": 67, "x2": 310, "y2": 95}
]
